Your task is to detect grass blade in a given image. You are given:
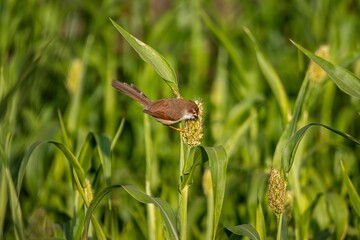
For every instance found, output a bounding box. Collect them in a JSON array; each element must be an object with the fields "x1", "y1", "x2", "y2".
[
  {"x1": 244, "y1": 27, "x2": 290, "y2": 123},
  {"x1": 282, "y1": 123, "x2": 360, "y2": 172},
  {"x1": 226, "y1": 224, "x2": 261, "y2": 240},
  {"x1": 49, "y1": 141, "x2": 86, "y2": 187},
  {"x1": 16, "y1": 141, "x2": 45, "y2": 195},
  {"x1": 179, "y1": 145, "x2": 227, "y2": 239},
  {"x1": 256, "y1": 199, "x2": 266, "y2": 240},
  {"x1": 291, "y1": 40, "x2": 360, "y2": 99},
  {"x1": 82, "y1": 184, "x2": 179, "y2": 240},
  {"x1": 203, "y1": 146, "x2": 228, "y2": 240},
  {"x1": 326, "y1": 193, "x2": 348, "y2": 239},
  {"x1": 110, "y1": 18, "x2": 179, "y2": 97},
  {"x1": 94, "y1": 134, "x2": 112, "y2": 185},
  {"x1": 341, "y1": 161, "x2": 360, "y2": 217}
]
